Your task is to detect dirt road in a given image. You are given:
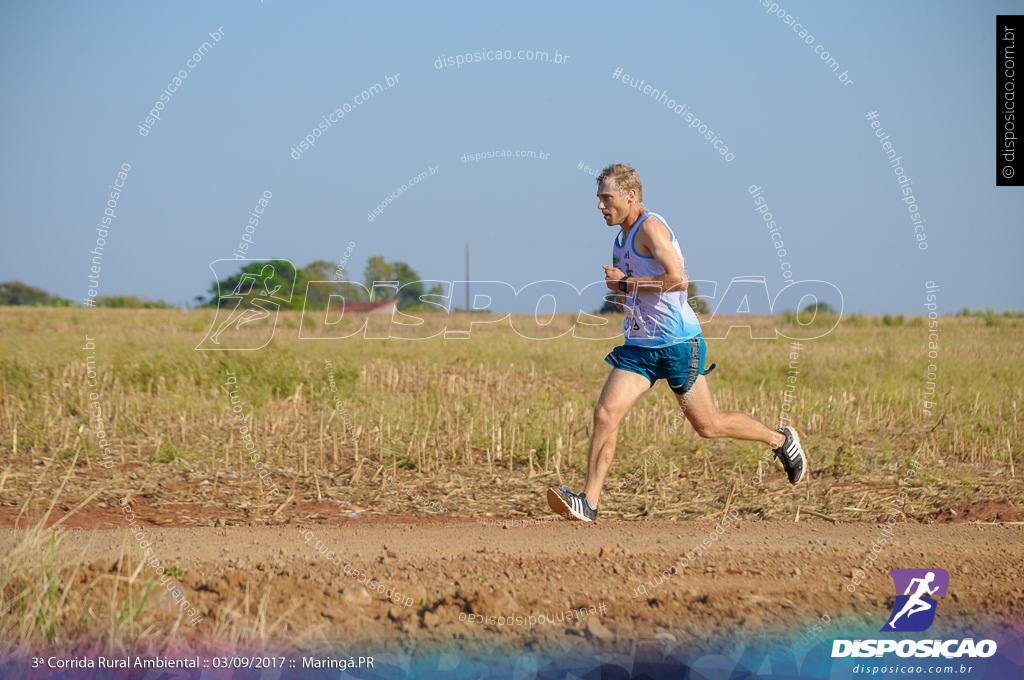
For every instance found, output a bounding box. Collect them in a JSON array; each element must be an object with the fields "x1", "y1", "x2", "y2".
[{"x1": 4, "y1": 518, "x2": 1021, "y2": 657}]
